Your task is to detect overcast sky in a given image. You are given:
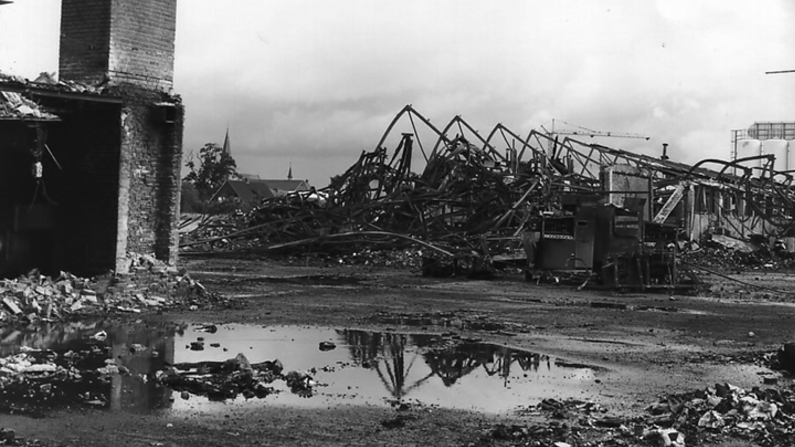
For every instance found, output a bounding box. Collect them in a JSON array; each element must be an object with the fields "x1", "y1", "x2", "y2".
[{"x1": 1, "y1": 0, "x2": 793, "y2": 186}]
